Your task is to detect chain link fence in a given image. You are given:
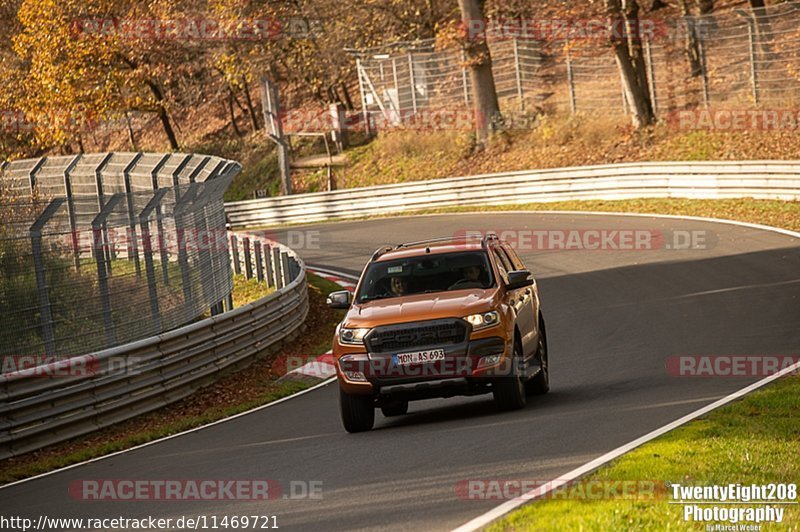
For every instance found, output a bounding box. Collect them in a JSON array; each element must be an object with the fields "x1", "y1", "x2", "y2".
[
  {"x1": 352, "y1": 1, "x2": 800, "y2": 126},
  {"x1": 0, "y1": 153, "x2": 240, "y2": 364}
]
